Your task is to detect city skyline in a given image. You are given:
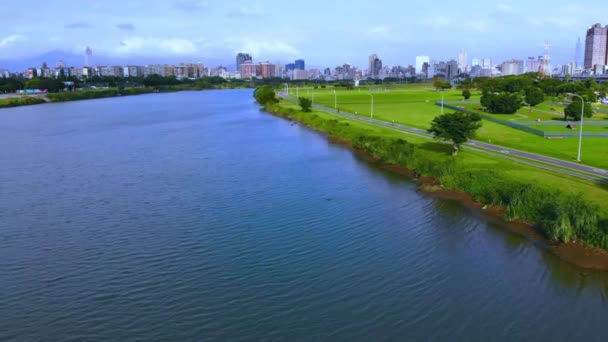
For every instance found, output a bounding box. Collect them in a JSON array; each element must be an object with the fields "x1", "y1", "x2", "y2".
[{"x1": 0, "y1": 1, "x2": 604, "y2": 70}]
